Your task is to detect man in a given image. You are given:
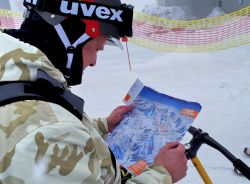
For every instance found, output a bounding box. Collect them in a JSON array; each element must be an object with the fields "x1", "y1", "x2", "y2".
[{"x1": 0, "y1": 0, "x2": 187, "y2": 183}]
